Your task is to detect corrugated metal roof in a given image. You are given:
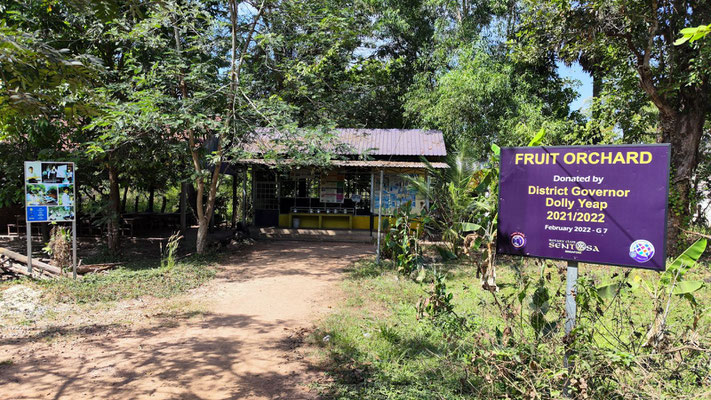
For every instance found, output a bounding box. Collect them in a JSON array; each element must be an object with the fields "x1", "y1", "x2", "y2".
[
  {"x1": 250, "y1": 128, "x2": 447, "y2": 157},
  {"x1": 235, "y1": 159, "x2": 448, "y2": 169},
  {"x1": 335, "y1": 129, "x2": 446, "y2": 156}
]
